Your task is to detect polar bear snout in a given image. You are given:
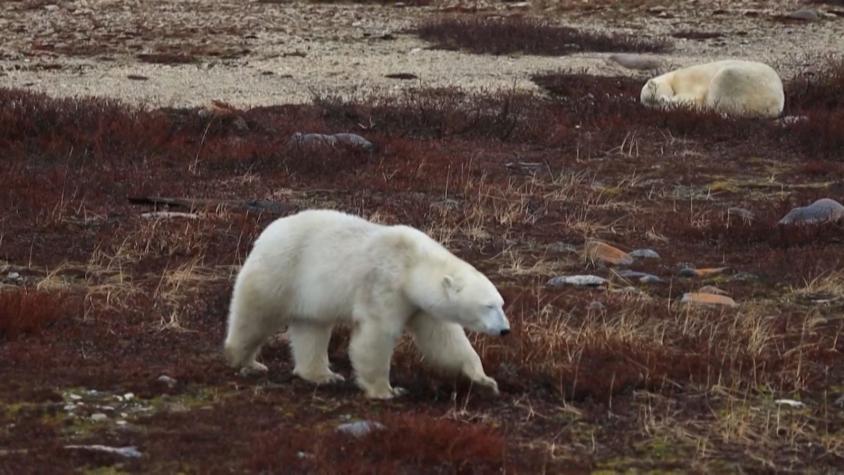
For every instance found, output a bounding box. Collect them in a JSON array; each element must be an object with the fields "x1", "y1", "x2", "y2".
[{"x1": 479, "y1": 306, "x2": 510, "y2": 337}]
